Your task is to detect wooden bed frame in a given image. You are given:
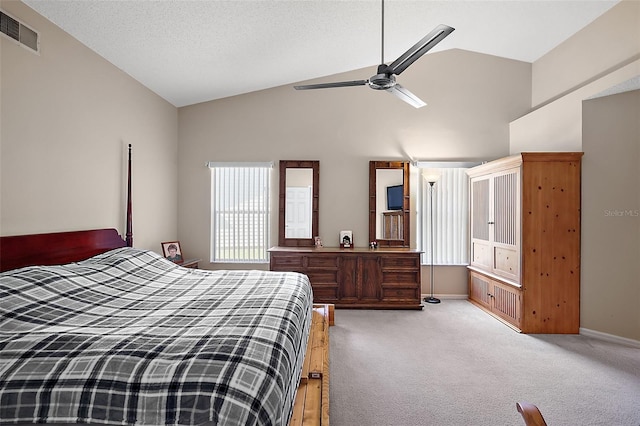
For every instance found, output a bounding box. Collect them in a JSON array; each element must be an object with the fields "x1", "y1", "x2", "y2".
[{"x1": 0, "y1": 144, "x2": 332, "y2": 425}]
